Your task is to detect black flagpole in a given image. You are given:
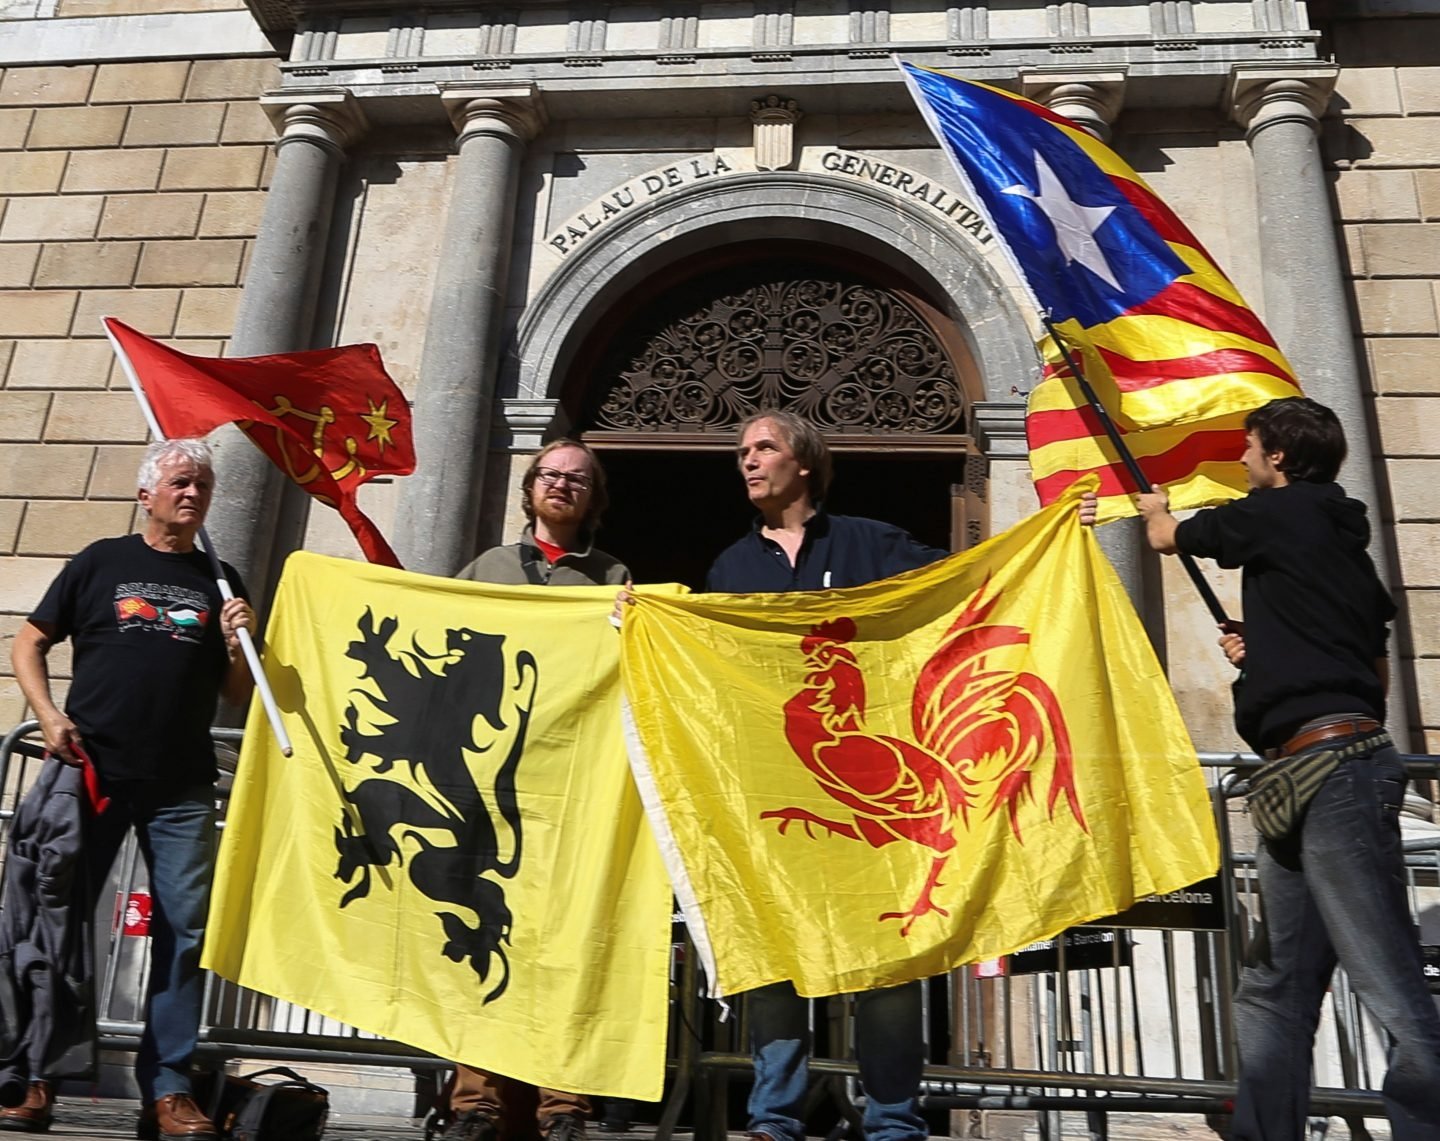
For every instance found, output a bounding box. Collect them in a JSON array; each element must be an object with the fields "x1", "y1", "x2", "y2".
[{"x1": 1040, "y1": 315, "x2": 1230, "y2": 626}]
